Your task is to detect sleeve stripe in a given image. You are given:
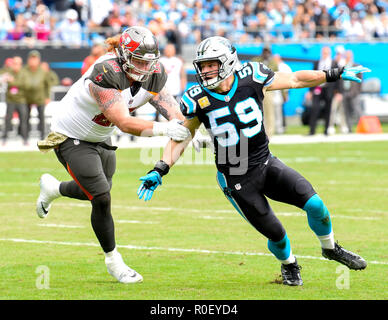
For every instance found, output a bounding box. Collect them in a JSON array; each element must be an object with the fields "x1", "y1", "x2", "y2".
[
  {"x1": 263, "y1": 76, "x2": 274, "y2": 87},
  {"x1": 182, "y1": 92, "x2": 196, "y2": 115},
  {"x1": 251, "y1": 62, "x2": 268, "y2": 84}
]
